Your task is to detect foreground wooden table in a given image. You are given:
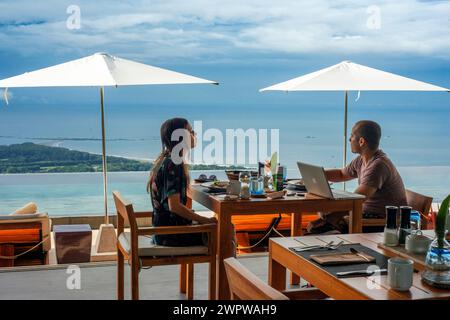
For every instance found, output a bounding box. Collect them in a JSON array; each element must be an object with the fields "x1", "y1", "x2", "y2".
[
  {"x1": 269, "y1": 231, "x2": 450, "y2": 300},
  {"x1": 188, "y1": 185, "x2": 364, "y2": 299}
]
